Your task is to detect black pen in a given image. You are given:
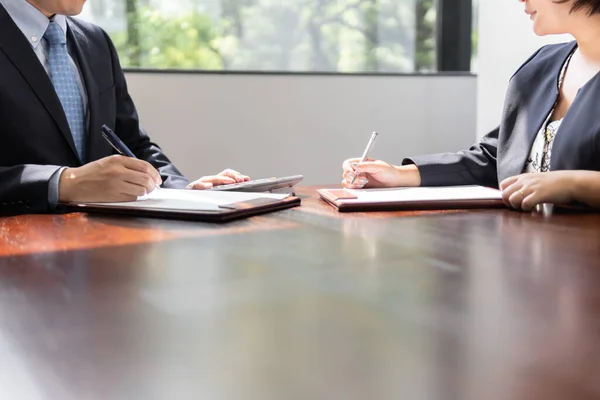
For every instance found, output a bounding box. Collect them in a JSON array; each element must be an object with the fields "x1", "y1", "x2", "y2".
[{"x1": 101, "y1": 124, "x2": 161, "y2": 191}]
